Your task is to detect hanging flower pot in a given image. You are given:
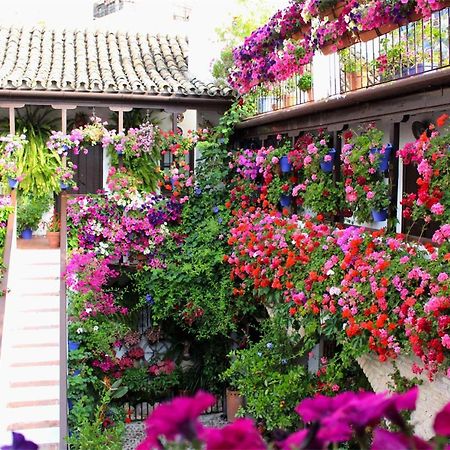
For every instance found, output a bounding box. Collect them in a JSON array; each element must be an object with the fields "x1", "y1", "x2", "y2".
[
  {"x1": 320, "y1": 148, "x2": 336, "y2": 173},
  {"x1": 68, "y1": 340, "x2": 80, "y2": 352},
  {"x1": 20, "y1": 228, "x2": 33, "y2": 240},
  {"x1": 279, "y1": 156, "x2": 292, "y2": 173},
  {"x1": 376, "y1": 23, "x2": 399, "y2": 37},
  {"x1": 371, "y1": 209, "x2": 388, "y2": 222},
  {"x1": 8, "y1": 178, "x2": 19, "y2": 189},
  {"x1": 358, "y1": 29, "x2": 379, "y2": 42},
  {"x1": 60, "y1": 181, "x2": 69, "y2": 190},
  {"x1": 370, "y1": 144, "x2": 392, "y2": 172},
  {"x1": 280, "y1": 194, "x2": 292, "y2": 207}
]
